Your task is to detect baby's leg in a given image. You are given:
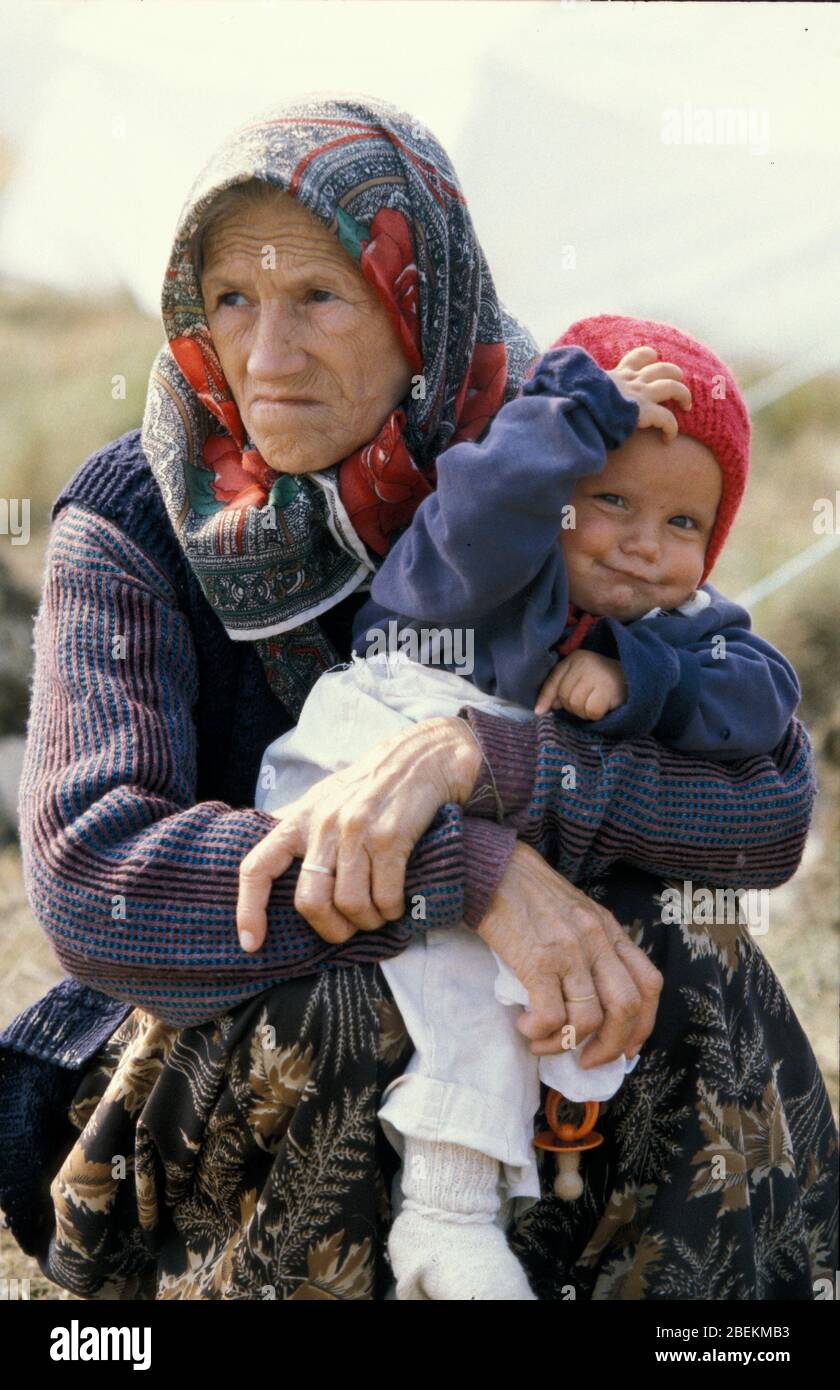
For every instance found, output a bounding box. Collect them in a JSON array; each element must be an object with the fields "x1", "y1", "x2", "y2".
[{"x1": 379, "y1": 928, "x2": 540, "y2": 1300}]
